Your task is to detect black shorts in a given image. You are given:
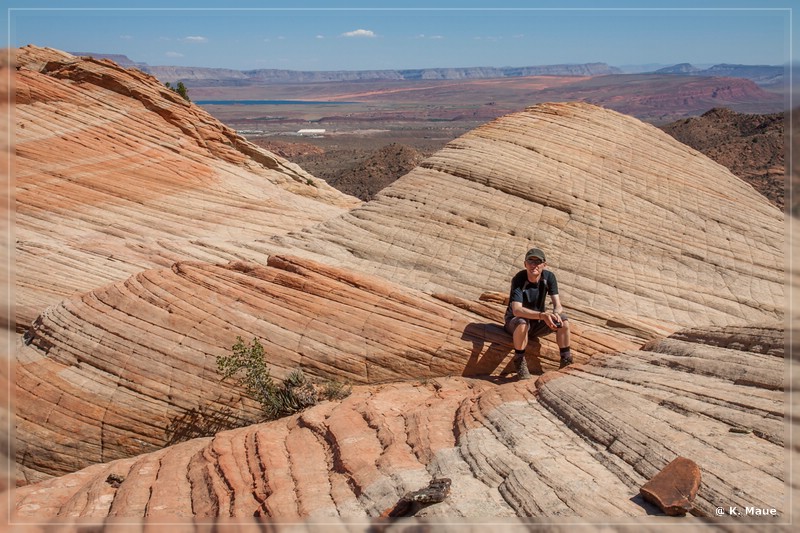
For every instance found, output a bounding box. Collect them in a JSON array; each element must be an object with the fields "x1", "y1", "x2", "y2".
[{"x1": 504, "y1": 313, "x2": 568, "y2": 337}]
